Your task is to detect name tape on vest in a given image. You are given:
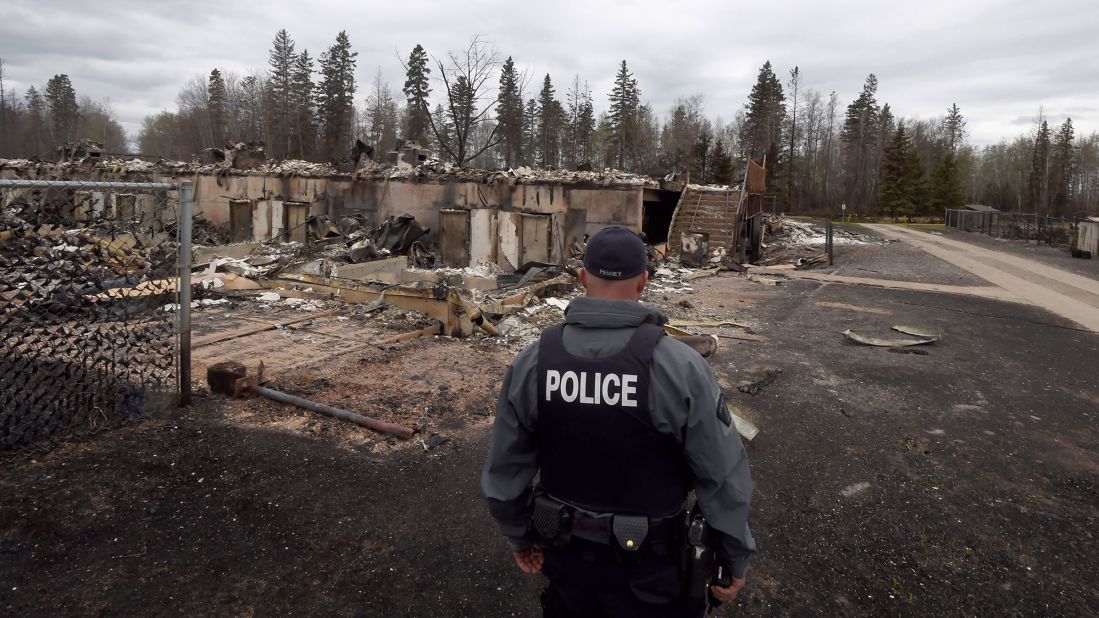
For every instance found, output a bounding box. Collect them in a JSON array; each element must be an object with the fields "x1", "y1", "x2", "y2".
[{"x1": 545, "y1": 370, "x2": 638, "y2": 407}]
